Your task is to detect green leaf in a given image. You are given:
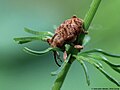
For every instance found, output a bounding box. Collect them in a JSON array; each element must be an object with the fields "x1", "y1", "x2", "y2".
[
  {"x1": 24, "y1": 47, "x2": 53, "y2": 55},
  {"x1": 83, "y1": 35, "x2": 91, "y2": 46},
  {"x1": 83, "y1": 48, "x2": 120, "y2": 58},
  {"x1": 74, "y1": 55, "x2": 103, "y2": 68},
  {"x1": 86, "y1": 53, "x2": 120, "y2": 73},
  {"x1": 112, "y1": 67, "x2": 120, "y2": 73},
  {"x1": 87, "y1": 53, "x2": 120, "y2": 67},
  {"x1": 24, "y1": 27, "x2": 54, "y2": 36},
  {"x1": 14, "y1": 36, "x2": 47, "y2": 44},
  {"x1": 75, "y1": 56, "x2": 120, "y2": 87},
  {"x1": 23, "y1": 47, "x2": 62, "y2": 55},
  {"x1": 14, "y1": 28, "x2": 54, "y2": 44},
  {"x1": 76, "y1": 58, "x2": 90, "y2": 86},
  {"x1": 94, "y1": 63, "x2": 120, "y2": 87}
]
